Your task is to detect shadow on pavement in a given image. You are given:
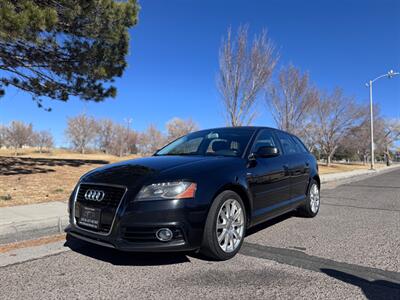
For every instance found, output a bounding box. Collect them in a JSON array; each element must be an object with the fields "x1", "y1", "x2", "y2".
[
  {"x1": 64, "y1": 234, "x2": 191, "y2": 266},
  {"x1": 343, "y1": 184, "x2": 400, "y2": 189},
  {"x1": 321, "y1": 269, "x2": 400, "y2": 300},
  {"x1": 246, "y1": 211, "x2": 295, "y2": 237}
]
